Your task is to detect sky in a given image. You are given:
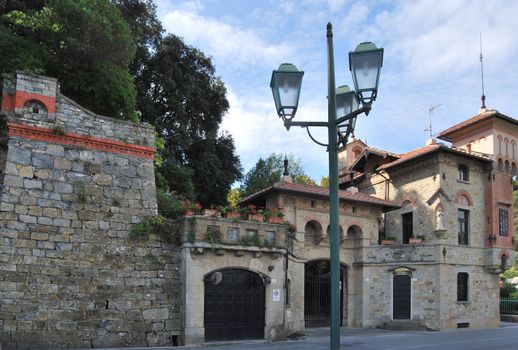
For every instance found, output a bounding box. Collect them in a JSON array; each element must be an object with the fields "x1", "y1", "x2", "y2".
[{"x1": 154, "y1": 0, "x2": 518, "y2": 183}]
